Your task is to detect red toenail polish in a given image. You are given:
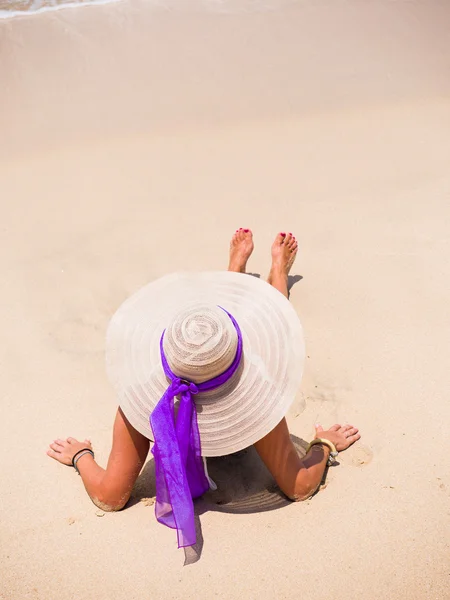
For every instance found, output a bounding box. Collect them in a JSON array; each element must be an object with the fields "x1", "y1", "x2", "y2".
[
  {"x1": 244, "y1": 229, "x2": 249, "y2": 232},
  {"x1": 281, "y1": 232, "x2": 286, "y2": 236}
]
